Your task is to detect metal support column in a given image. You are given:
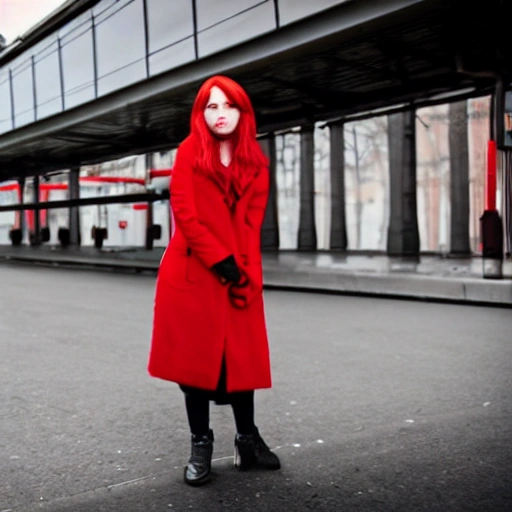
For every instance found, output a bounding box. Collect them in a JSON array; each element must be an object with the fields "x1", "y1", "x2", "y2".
[
  {"x1": 298, "y1": 124, "x2": 317, "y2": 251},
  {"x1": 18, "y1": 177, "x2": 26, "y2": 243},
  {"x1": 31, "y1": 175, "x2": 41, "y2": 245},
  {"x1": 259, "y1": 134, "x2": 280, "y2": 250},
  {"x1": 386, "y1": 111, "x2": 420, "y2": 256},
  {"x1": 329, "y1": 122, "x2": 348, "y2": 250},
  {"x1": 145, "y1": 153, "x2": 154, "y2": 250},
  {"x1": 449, "y1": 100, "x2": 471, "y2": 255},
  {"x1": 69, "y1": 167, "x2": 81, "y2": 245},
  {"x1": 479, "y1": 81, "x2": 505, "y2": 278}
]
